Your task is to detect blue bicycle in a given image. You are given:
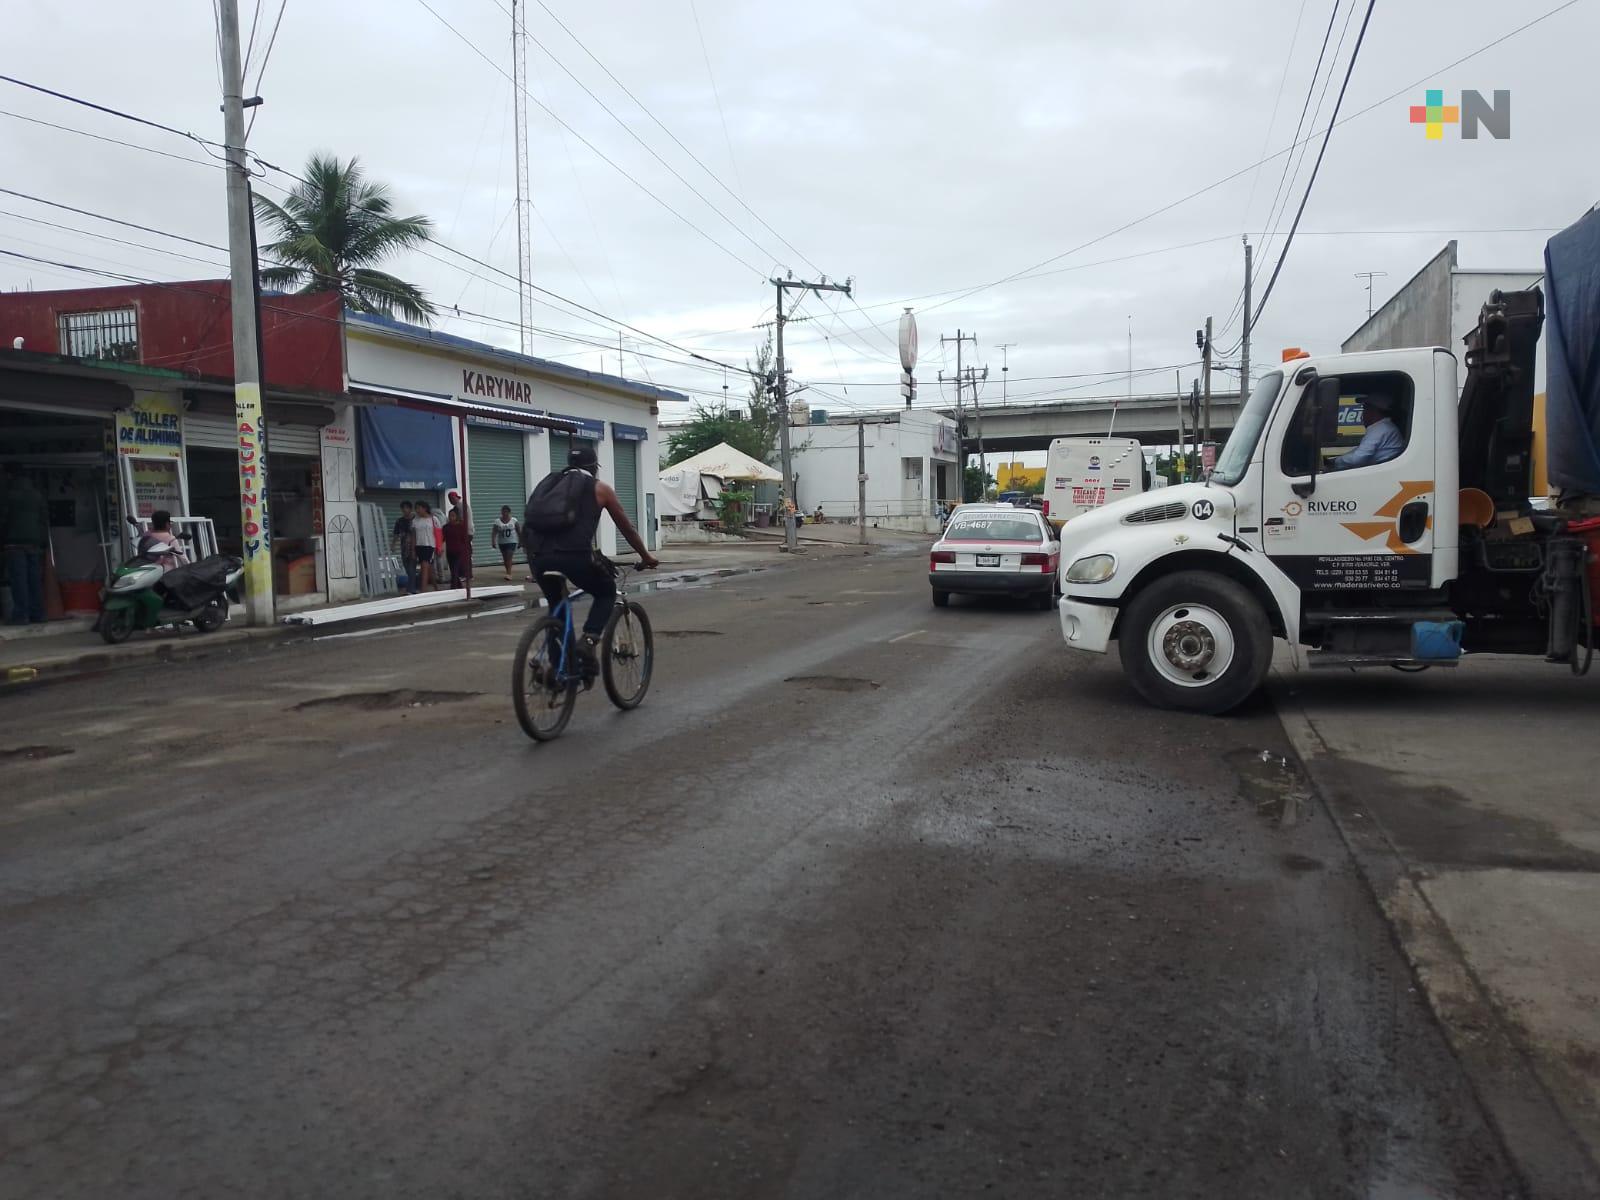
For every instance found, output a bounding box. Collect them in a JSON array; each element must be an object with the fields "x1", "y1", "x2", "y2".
[{"x1": 512, "y1": 560, "x2": 655, "y2": 741}]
